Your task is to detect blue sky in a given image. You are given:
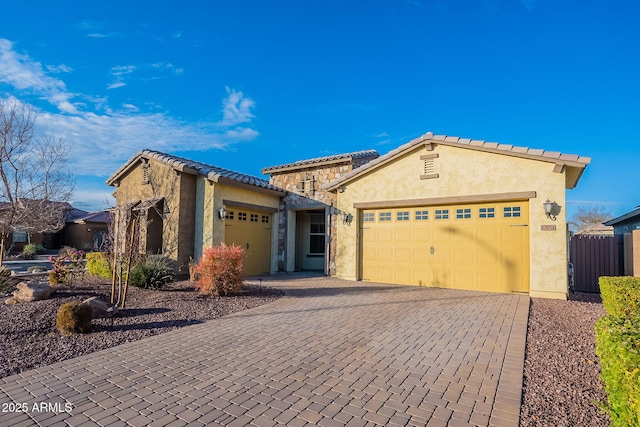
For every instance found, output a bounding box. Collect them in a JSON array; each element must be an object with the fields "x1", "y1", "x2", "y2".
[{"x1": 1, "y1": 0, "x2": 638, "y2": 219}]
